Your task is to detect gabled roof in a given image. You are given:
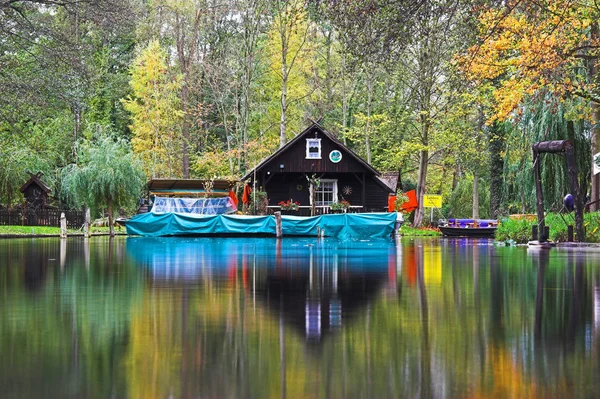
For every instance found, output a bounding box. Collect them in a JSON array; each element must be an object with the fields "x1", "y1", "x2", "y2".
[
  {"x1": 243, "y1": 121, "x2": 381, "y2": 180},
  {"x1": 20, "y1": 172, "x2": 51, "y2": 194}
]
